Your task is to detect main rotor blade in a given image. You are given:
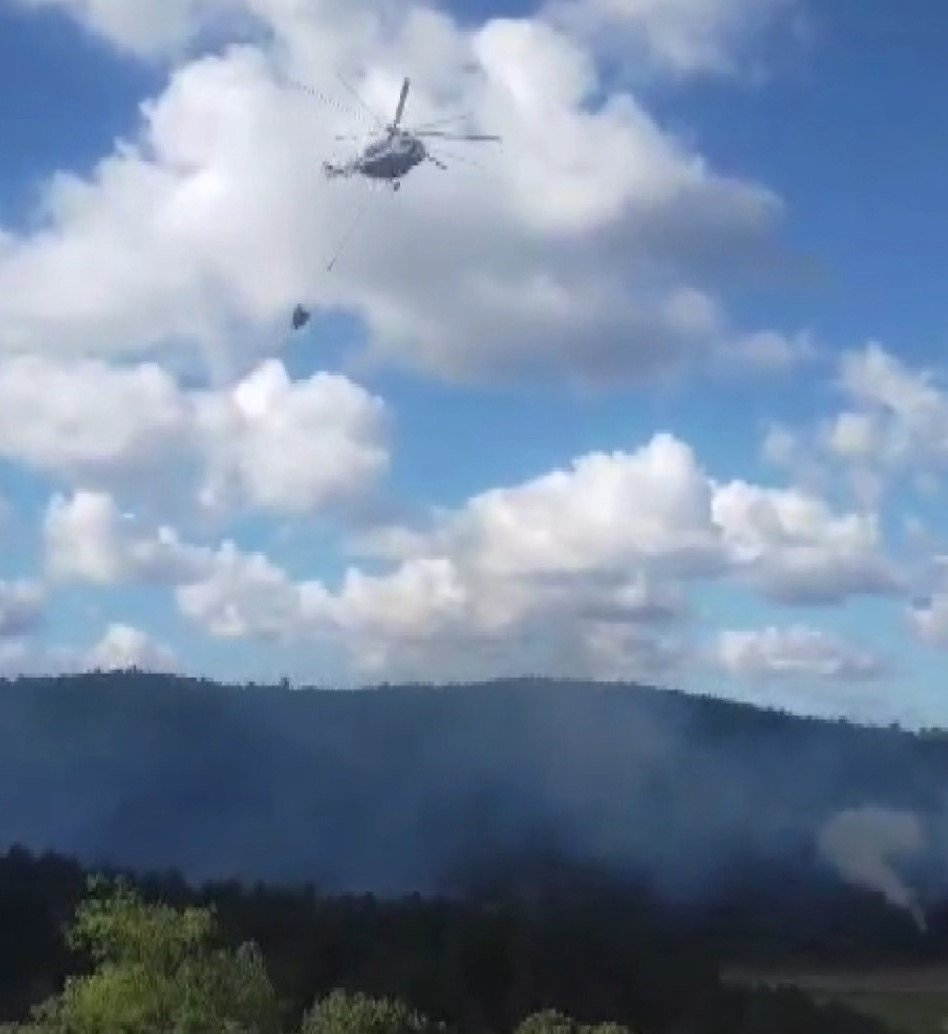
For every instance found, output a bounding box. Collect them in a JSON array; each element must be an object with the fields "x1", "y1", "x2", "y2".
[
  {"x1": 393, "y1": 77, "x2": 410, "y2": 128},
  {"x1": 335, "y1": 70, "x2": 386, "y2": 129},
  {"x1": 286, "y1": 79, "x2": 375, "y2": 126},
  {"x1": 411, "y1": 111, "x2": 475, "y2": 131},
  {"x1": 415, "y1": 131, "x2": 501, "y2": 142},
  {"x1": 426, "y1": 155, "x2": 448, "y2": 171},
  {"x1": 427, "y1": 147, "x2": 483, "y2": 169}
]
